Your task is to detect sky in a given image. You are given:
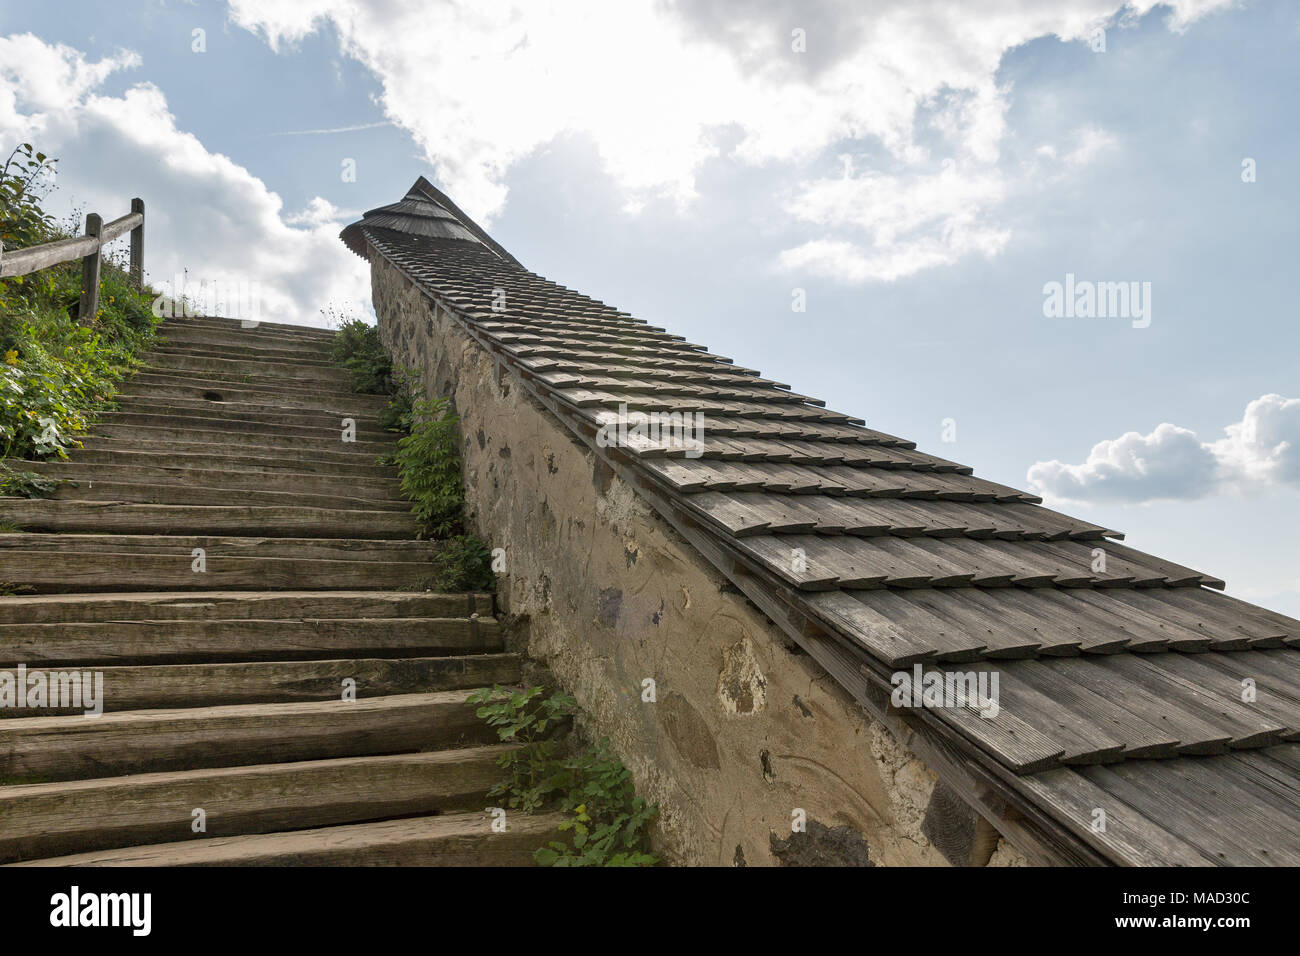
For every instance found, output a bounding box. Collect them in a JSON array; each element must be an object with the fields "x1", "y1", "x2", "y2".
[{"x1": 1, "y1": 0, "x2": 1298, "y2": 614}]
